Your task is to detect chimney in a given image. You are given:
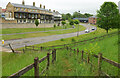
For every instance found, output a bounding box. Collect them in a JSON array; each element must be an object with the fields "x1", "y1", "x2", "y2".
[
  {"x1": 22, "y1": 0, "x2": 25, "y2": 5},
  {"x1": 49, "y1": 9, "x2": 51, "y2": 11},
  {"x1": 53, "y1": 10, "x2": 55, "y2": 12},
  {"x1": 33, "y1": 2, "x2": 35, "y2": 6},
  {"x1": 43, "y1": 5, "x2": 45, "y2": 9},
  {"x1": 40, "y1": 4, "x2": 42, "y2": 8}
]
